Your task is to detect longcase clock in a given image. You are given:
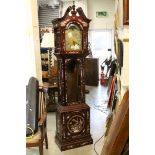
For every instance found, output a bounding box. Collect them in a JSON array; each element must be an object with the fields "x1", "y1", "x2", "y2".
[{"x1": 52, "y1": 4, "x2": 93, "y2": 151}]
